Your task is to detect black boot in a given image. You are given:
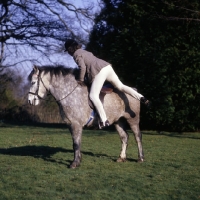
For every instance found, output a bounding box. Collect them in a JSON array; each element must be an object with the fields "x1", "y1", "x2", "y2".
[
  {"x1": 105, "y1": 120, "x2": 110, "y2": 126},
  {"x1": 99, "y1": 120, "x2": 110, "y2": 129},
  {"x1": 140, "y1": 97, "x2": 151, "y2": 108}
]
